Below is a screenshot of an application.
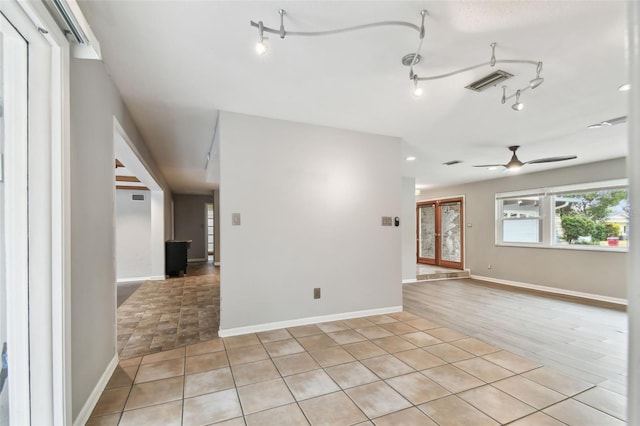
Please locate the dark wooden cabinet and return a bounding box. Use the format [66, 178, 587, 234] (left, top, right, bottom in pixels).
[165, 240, 191, 277]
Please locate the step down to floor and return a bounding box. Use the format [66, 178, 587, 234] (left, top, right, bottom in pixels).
[415, 269, 470, 282]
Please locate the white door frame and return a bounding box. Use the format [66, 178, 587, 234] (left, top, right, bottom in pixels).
[1, 1, 71, 424]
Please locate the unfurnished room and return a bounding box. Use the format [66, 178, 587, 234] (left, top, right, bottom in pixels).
[0, 1, 638, 425]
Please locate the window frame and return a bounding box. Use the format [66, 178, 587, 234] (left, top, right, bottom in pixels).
[495, 179, 629, 252]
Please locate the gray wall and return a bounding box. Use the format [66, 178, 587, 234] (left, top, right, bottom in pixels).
[70, 59, 172, 421]
[174, 194, 215, 261]
[418, 158, 627, 300]
[219, 112, 402, 332]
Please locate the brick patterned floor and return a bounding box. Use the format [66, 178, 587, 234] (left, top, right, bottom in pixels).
[117, 261, 220, 359]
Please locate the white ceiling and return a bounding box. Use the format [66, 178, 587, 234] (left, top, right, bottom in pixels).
[77, 1, 629, 195]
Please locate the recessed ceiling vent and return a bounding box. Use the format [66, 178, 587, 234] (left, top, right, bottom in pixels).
[465, 70, 513, 92]
[132, 194, 145, 201]
[443, 160, 462, 166]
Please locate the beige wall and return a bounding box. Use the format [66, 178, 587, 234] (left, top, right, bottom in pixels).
[418, 158, 627, 300]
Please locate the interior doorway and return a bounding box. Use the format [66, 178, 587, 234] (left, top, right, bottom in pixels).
[417, 197, 464, 269]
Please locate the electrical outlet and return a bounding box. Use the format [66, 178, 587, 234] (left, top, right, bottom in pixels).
[314, 288, 321, 299]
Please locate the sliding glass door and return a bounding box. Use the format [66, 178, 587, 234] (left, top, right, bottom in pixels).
[0, 12, 29, 423]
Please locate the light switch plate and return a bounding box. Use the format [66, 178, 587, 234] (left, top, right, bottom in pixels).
[381, 216, 393, 226]
[232, 213, 241, 226]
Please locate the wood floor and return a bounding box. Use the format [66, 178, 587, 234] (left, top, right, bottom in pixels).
[404, 279, 628, 397]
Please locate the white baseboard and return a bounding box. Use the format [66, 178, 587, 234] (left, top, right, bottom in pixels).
[470, 274, 627, 306]
[149, 275, 165, 281]
[117, 276, 150, 284]
[402, 278, 418, 284]
[73, 353, 119, 426]
[188, 258, 207, 263]
[219, 306, 403, 337]
[214, 262, 221, 266]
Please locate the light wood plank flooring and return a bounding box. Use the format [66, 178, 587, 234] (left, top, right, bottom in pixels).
[404, 279, 628, 397]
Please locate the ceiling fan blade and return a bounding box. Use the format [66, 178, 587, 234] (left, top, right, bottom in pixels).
[473, 164, 506, 168]
[603, 116, 627, 126]
[525, 155, 577, 164]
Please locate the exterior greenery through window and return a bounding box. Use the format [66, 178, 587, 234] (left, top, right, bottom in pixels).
[496, 180, 629, 250]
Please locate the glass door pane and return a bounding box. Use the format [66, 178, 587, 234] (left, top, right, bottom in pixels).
[440, 201, 462, 265]
[418, 203, 436, 263]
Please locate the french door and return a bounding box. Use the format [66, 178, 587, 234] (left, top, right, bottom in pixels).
[417, 197, 464, 269]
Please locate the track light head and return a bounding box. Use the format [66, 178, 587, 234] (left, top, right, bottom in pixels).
[529, 62, 544, 89]
[529, 77, 544, 89]
[255, 40, 267, 55]
[412, 75, 423, 97]
[256, 21, 268, 55]
[501, 85, 507, 104]
[512, 90, 523, 111]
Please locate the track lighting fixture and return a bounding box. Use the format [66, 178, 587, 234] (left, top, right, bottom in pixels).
[250, 10, 546, 107]
[529, 62, 544, 89]
[255, 21, 267, 55]
[412, 75, 423, 97]
[512, 90, 524, 111]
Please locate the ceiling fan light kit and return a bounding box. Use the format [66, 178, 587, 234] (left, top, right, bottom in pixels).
[250, 10, 545, 109]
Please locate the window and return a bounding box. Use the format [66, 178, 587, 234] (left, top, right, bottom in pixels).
[499, 196, 543, 243]
[207, 203, 214, 255]
[496, 180, 629, 251]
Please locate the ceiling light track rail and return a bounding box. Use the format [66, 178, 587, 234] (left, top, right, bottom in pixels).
[250, 8, 423, 41]
[250, 20, 422, 38]
[415, 59, 539, 82]
[251, 9, 544, 110]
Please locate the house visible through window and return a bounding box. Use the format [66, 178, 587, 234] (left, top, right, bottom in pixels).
[496, 179, 629, 251]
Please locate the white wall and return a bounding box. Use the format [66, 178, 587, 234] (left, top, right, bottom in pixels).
[115, 189, 152, 281]
[418, 158, 627, 300]
[401, 177, 417, 281]
[70, 58, 172, 421]
[219, 112, 402, 332]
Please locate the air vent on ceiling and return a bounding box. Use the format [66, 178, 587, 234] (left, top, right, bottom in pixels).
[132, 194, 145, 201]
[443, 160, 462, 166]
[465, 70, 513, 92]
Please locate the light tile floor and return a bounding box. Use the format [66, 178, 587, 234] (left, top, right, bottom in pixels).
[87, 311, 626, 425]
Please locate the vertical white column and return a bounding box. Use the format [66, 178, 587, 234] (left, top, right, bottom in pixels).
[627, 1, 640, 424]
[401, 177, 417, 281]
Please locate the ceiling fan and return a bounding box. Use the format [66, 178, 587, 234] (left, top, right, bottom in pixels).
[473, 145, 577, 172]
